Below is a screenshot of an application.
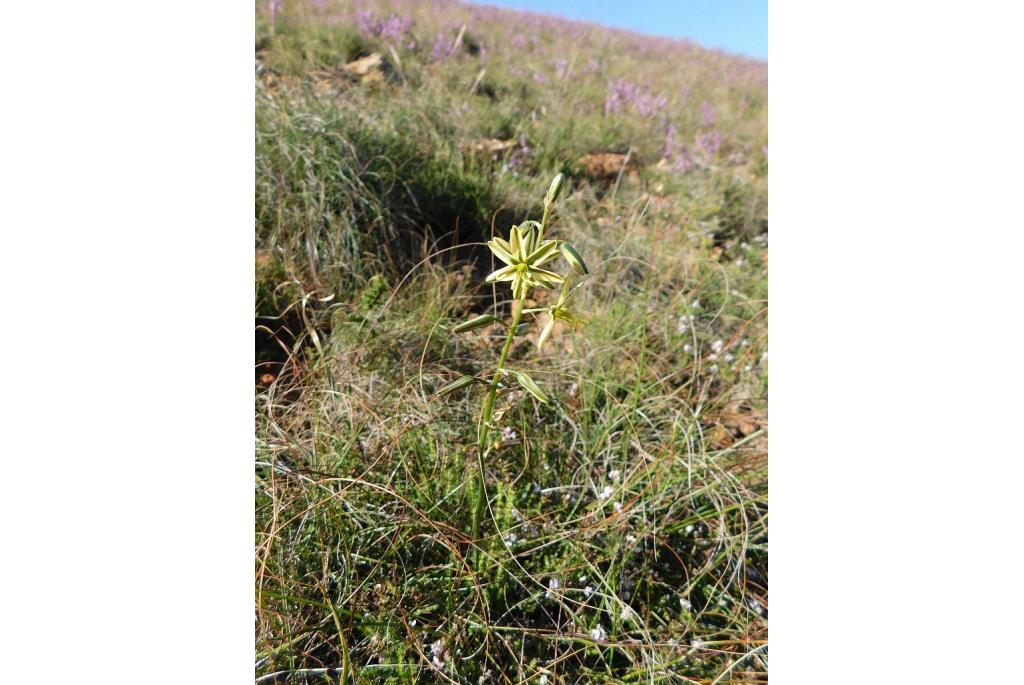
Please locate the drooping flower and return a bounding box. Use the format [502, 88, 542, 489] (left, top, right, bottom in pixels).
[525, 280, 585, 349]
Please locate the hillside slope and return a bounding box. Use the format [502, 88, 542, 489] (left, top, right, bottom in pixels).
[256, 2, 767, 683]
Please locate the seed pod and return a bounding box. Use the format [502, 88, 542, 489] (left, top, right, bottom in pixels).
[453, 313, 498, 333]
[545, 173, 565, 205]
[559, 242, 589, 275]
[435, 376, 477, 397]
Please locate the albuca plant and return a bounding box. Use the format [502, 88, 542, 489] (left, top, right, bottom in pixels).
[437, 173, 589, 551]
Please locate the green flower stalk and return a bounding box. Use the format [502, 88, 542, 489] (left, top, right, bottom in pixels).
[437, 173, 590, 560]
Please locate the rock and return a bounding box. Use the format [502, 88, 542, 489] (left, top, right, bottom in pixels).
[466, 138, 517, 159]
[342, 53, 392, 84]
[470, 138, 516, 154]
[576, 152, 640, 181]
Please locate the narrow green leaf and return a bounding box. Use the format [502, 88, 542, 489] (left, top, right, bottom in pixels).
[453, 314, 498, 333]
[435, 376, 477, 397]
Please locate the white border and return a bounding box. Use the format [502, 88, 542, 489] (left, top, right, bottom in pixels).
[3, 1, 253, 681]
[4, 1, 1024, 682]
[773, 1, 1024, 682]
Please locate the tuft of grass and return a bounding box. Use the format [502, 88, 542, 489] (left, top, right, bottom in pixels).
[256, 1, 767, 683]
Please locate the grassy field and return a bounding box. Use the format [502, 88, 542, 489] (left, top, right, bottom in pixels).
[256, 1, 767, 682]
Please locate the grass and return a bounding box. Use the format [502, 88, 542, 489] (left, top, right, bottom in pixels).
[256, 1, 767, 682]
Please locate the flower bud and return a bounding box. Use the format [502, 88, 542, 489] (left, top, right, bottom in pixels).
[544, 173, 565, 205]
[559, 242, 589, 275]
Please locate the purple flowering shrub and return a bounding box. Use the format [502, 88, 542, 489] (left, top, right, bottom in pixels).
[605, 78, 668, 119]
[355, 6, 414, 47]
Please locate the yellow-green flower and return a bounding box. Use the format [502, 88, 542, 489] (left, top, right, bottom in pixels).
[486, 222, 564, 299]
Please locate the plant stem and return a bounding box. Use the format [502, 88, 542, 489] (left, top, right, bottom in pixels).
[471, 294, 525, 561]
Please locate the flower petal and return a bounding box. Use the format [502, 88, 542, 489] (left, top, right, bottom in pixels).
[509, 224, 522, 259]
[487, 239, 515, 266]
[485, 264, 517, 283]
[526, 239, 560, 267]
[537, 314, 556, 349]
[492, 236, 513, 254]
[512, 274, 530, 299]
[528, 266, 565, 288]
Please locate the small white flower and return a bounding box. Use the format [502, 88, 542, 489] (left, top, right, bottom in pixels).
[589, 625, 607, 642]
[711, 339, 724, 354]
[410, 619, 417, 626]
[620, 605, 636, 621]
[502, 426, 518, 442]
[724, 353, 734, 362]
[691, 299, 702, 309]
[679, 597, 692, 611]
[667, 638, 679, 650]
[744, 364, 752, 372]
[709, 364, 719, 374]
[685, 524, 695, 534]
[539, 676, 549, 685]
[708, 353, 718, 361]
[598, 485, 614, 500]
[717, 598, 728, 607]
[613, 501, 623, 513]
[546, 578, 561, 599]
[626, 534, 637, 545]
[584, 586, 593, 598]
[683, 343, 692, 353]
[608, 468, 621, 482]
[579, 575, 588, 584]
[504, 532, 518, 545]
[691, 637, 704, 649]
[676, 321, 688, 335]
[429, 639, 447, 668]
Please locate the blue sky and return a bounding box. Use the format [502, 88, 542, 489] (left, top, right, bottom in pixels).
[465, 0, 767, 61]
